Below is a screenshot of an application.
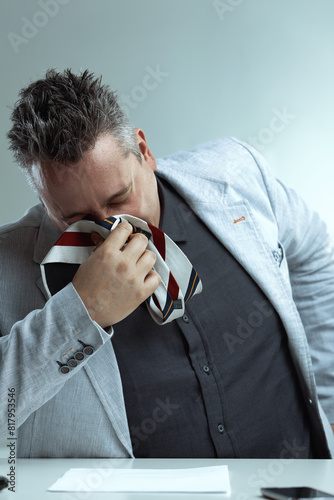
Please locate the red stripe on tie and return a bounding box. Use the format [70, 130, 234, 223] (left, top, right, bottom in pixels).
[55, 232, 94, 247]
[152, 294, 162, 312]
[167, 271, 179, 300]
[148, 223, 165, 260]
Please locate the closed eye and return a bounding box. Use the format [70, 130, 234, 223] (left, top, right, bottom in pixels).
[107, 185, 132, 206]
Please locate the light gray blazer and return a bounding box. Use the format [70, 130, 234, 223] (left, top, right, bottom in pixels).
[1, 137, 333, 457]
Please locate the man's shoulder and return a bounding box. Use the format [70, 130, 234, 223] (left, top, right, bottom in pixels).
[0, 203, 61, 277]
[157, 136, 239, 165]
[0, 204, 46, 252]
[156, 136, 271, 198]
[156, 136, 264, 178]
[0, 203, 45, 237]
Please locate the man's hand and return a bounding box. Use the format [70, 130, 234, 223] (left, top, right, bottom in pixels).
[331, 424, 334, 434]
[72, 221, 161, 328]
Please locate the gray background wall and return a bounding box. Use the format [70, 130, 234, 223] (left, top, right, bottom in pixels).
[1, 0, 334, 236]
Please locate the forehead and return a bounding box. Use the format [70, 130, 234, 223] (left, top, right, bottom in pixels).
[33, 133, 129, 189]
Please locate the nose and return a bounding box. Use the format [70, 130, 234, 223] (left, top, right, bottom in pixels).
[83, 210, 112, 222]
[84, 206, 129, 223]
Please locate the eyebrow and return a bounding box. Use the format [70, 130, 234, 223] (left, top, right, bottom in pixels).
[63, 183, 132, 220]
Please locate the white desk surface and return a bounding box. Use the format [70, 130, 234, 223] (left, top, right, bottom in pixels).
[0, 458, 334, 499]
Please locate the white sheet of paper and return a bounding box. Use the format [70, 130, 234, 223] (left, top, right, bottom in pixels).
[48, 465, 230, 493]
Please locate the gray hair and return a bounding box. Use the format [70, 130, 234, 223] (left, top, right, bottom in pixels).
[7, 68, 141, 189]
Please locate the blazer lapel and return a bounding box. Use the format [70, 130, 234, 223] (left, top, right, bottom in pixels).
[157, 170, 288, 310]
[189, 197, 292, 313]
[33, 208, 62, 300]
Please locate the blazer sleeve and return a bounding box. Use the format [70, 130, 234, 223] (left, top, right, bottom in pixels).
[0, 283, 113, 438]
[237, 140, 334, 422]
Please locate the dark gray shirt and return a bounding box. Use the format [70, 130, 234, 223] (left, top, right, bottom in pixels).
[112, 177, 314, 458]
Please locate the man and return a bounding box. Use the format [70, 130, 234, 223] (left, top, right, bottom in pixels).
[1, 69, 334, 458]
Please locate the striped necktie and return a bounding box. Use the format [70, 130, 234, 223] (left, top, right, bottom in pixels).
[41, 215, 202, 325]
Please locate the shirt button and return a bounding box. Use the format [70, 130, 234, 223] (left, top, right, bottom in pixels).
[217, 424, 225, 434]
[309, 399, 313, 405]
[182, 314, 189, 323]
[202, 365, 210, 374]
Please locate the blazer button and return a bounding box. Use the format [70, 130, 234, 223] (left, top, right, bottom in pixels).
[59, 365, 71, 374]
[74, 351, 85, 362]
[67, 358, 78, 368]
[83, 345, 94, 356]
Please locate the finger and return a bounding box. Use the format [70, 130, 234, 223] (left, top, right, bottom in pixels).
[103, 221, 133, 251]
[136, 249, 157, 273]
[144, 269, 162, 293]
[123, 232, 150, 260]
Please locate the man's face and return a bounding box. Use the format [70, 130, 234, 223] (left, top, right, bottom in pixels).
[32, 130, 160, 232]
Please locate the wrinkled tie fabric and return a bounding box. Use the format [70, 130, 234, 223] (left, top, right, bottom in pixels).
[41, 215, 202, 325]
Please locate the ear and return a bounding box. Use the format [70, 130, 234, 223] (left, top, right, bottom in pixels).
[134, 128, 157, 171]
